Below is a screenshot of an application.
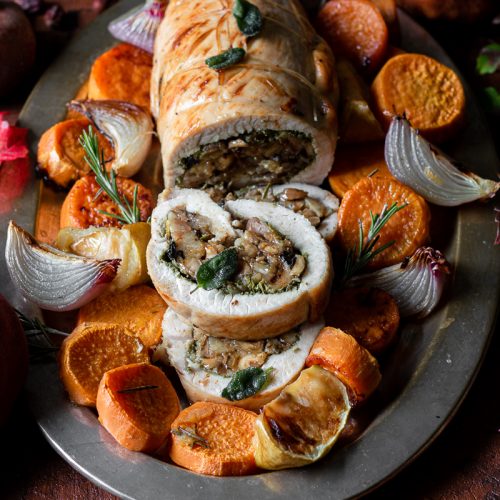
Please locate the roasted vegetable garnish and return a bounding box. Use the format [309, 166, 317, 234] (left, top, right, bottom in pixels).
[96, 363, 180, 453]
[338, 177, 430, 272]
[254, 365, 351, 470]
[305, 327, 382, 404]
[59, 322, 149, 406]
[169, 402, 258, 476]
[5, 221, 120, 312]
[77, 285, 166, 347]
[37, 118, 113, 189]
[88, 43, 152, 111]
[372, 53, 466, 142]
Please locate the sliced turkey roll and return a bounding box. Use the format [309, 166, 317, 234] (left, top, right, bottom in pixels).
[233, 183, 339, 242]
[146, 189, 332, 340]
[162, 308, 323, 411]
[151, 0, 338, 193]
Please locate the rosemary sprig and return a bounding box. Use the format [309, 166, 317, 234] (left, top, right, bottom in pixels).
[16, 310, 67, 361]
[79, 127, 141, 224]
[117, 385, 159, 394]
[172, 426, 209, 449]
[341, 202, 408, 284]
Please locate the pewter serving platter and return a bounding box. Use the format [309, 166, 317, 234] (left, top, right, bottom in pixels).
[1, 1, 499, 498]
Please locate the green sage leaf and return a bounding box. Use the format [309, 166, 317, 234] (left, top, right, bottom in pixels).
[196, 247, 239, 290]
[233, 0, 263, 37]
[221, 367, 273, 401]
[484, 86, 500, 111]
[205, 47, 246, 70]
[476, 43, 500, 75]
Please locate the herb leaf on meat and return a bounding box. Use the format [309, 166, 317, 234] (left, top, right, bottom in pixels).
[233, 0, 263, 37]
[221, 366, 273, 401]
[476, 43, 500, 75]
[205, 47, 246, 70]
[196, 247, 239, 290]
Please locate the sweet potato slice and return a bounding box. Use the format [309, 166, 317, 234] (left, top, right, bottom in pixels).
[97, 363, 180, 453]
[326, 287, 400, 354]
[88, 43, 152, 111]
[59, 322, 149, 406]
[305, 326, 381, 403]
[337, 176, 430, 269]
[328, 142, 393, 198]
[37, 119, 113, 189]
[78, 285, 166, 348]
[60, 174, 153, 229]
[371, 53, 466, 142]
[316, 0, 389, 73]
[169, 402, 258, 476]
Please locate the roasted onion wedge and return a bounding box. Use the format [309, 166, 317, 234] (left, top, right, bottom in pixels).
[68, 99, 153, 178]
[56, 222, 150, 292]
[254, 365, 351, 470]
[385, 116, 500, 206]
[5, 221, 119, 311]
[348, 247, 451, 318]
[159, 308, 323, 411]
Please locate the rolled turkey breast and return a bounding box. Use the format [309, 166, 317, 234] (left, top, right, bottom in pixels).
[151, 0, 338, 192]
[146, 189, 332, 339]
[161, 308, 323, 411]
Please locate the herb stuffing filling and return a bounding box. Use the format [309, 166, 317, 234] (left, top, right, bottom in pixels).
[230, 186, 333, 228]
[186, 326, 300, 376]
[160, 207, 306, 294]
[176, 130, 315, 195]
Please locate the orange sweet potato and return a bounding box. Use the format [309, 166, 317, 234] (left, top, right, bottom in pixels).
[328, 142, 393, 198]
[88, 43, 152, 111]
[78, 285, 166, 348]
[337, 176, 430, 269]
[37, 119, 114, 189]
[305, 326, 381, 403]
[169, 402, 258, 476]
[97, 363, 180, 453]
[327, 287, 400, 354]
[371, 53, 466, 142]
[317, 0, 389, 73]
[59, 322, 149, 406]
[60, 174, 153, 229]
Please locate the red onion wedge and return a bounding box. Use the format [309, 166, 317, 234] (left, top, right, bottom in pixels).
[385, 116, 499, 206]
[347, 247, 451, 318]
[108, 0, 167, 54]
[5, 221, 120, 311]
[68, 99, 153, 178]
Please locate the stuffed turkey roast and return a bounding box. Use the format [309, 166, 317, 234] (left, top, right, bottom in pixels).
[146, 189, 332, 339]
[151, 0, 338, 192]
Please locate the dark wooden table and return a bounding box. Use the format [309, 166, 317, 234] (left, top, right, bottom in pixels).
[0, 2, 499, 499]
